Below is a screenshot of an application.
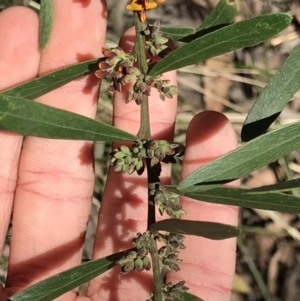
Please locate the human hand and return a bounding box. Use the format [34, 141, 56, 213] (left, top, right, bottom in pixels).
[0, 2, 238, 301]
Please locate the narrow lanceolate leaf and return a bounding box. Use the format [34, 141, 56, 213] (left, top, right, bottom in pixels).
[198, 0, 237, 30]
[182, 292, 205, 301]
[160, 0, 236, 42]
[166, 186, 300, 214]
[0, 95, 137, 141]
[150, 219, 241, 240]
[248, 178, 300, 193]
[9, 249, 130, 301]
[149, 13, 291, 77]
[39, 0, 54, 51]
[159, 26, 195, 41]
[180, 121, 300, 188]
[242, 43, 300, 142]
[0, 58, 99, 99]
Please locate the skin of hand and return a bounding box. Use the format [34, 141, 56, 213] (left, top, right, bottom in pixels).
[0, 1, 238, 301]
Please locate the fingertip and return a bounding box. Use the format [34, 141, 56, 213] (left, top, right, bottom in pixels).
[0, 5, 38, 26]
[183, 111, 237, 176]
[172, 111, 239, 301]
[119, 27, 136, 52]
[0, 6, 40, 89]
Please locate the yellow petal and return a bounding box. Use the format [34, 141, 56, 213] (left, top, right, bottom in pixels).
[126, 3, 143, 11]
[146, 2, 157, 9]
[126, 0, 143, 11]
[126, 0, 158, 11]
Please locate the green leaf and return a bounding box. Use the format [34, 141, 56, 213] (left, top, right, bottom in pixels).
[198, 0, 236, 30]
[149, 13, 292, 77]
[167, 186, 300, 214]
[9, 249, 130, 301]
[39, 0, 54, 51]
[150, 219, 241, 240]
[159, 26, 195, 41]
[0, 95, 137, 141]
[1, 59, 99, 99]
[242, 43, 300, 142]
[249, 178, 300, 193]
[182, 292, 205, 301]
[180, 121, 300, 188]
[160, 0, 236, 42]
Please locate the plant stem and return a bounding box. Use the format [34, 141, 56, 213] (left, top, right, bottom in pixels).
[146, 158, 161, 229]
[133, 13, 151, 140]
[138, 98, 151, 139]
[133, 14, 164, 300]
[133, 13, 148, 75]
[149, 237, 163, 301]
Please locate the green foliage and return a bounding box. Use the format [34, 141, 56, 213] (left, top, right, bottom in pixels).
[1, 58, 99, 99]
[180, 121, 300, 188]
[1, 1, 299, 301]
[242, 43, 300, 141]
[9, 250, 130, 301]
[150, 220, 241, 240]
[197, 0, 236, 30]
[0, 94, 137, 141]
[149, 14, 291, 76]
[160, 0, 237, 41]
[167, 186, 300, 214]
[39, 0, 54, 51]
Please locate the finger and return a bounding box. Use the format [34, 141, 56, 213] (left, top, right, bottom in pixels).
[5, 1, 107, 299]
[167, 111, 239, 301]
[88, 27, 178, 301]
[0, 7, 40, 253]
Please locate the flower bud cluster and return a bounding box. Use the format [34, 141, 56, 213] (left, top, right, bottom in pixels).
[142, 21, 169, 56]
[95, 47, 139, 93]
[110, 140, 184, 176]
[94, 48, 177, 105]
[127, 74, 153, 105]
[148, 140, 182, 166]
[155, 232, 185, 272]
[147, 281, 188, 301]
[117, 250, 151, 275]
[110, 142, 146, 175]
[126, 74, 178, 104]
[117, 232, 152, 274]
[154, 78, 177, 101]
[149, 183, 186, 218]
[162, 281, 189, 301]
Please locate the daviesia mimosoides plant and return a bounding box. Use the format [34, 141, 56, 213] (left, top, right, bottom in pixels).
[95, 2, 189, 299]
[0, 1, 296, 301]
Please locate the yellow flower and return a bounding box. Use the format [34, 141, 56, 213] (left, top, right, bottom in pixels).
[126, 0, 165, 12]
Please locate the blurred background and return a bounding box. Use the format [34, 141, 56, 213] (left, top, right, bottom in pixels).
[1, 1, 300, 300]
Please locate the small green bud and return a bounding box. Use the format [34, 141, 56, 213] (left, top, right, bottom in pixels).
[158, 246, 167, 257]
[134, 258, 144, 272]
[165, 207, 174, 217]
[117, 257, 129, 266]
[127, 251, 137, 260]
[114, 151, 126, 159]
[168, 262, 180, 272]
[132, 147, 140, 154]
[150, 157, 159, 166]
[143, 256, 151, 270]
[120, 145, 131, 154]
[120, 260, 135, 274]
